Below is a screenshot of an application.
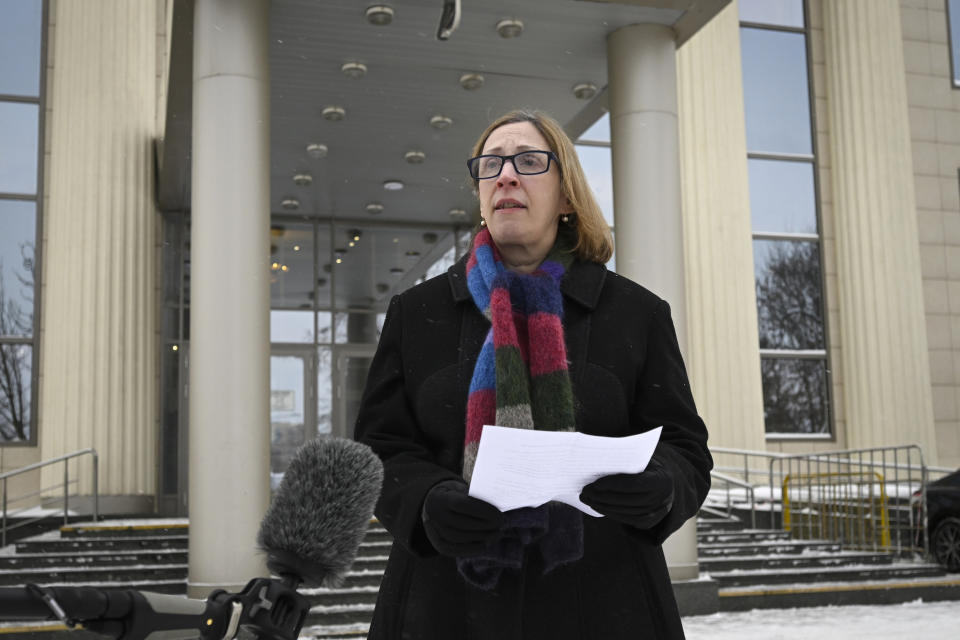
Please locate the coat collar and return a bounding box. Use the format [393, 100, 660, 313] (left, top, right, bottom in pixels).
[447, 250, 607, 310]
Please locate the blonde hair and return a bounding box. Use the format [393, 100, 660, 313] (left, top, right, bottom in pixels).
[469, 109, 614, 264]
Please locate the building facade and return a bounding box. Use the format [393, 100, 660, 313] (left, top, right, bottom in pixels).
[0, 0, 958, 589]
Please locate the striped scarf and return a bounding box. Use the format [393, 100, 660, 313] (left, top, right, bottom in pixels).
[458, 226, 583, 589]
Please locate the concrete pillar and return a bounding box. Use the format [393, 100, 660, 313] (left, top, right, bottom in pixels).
[676, 2, 766, 454]
[822, 1, 937, 460]
[40, 0, 159, 499]
[607, 24, 697, 581]
[188, 0, 271, 596]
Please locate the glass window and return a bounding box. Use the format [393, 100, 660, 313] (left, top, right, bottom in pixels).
[0, 342, 31, 441]
[0, 200, 35, 337]
[949, 0, 960, 87]
[753, 239, 825, 350]
[270, 310, 314, 343]
[270, 223, 314, 309]
[575, 144, 614, 227]
[0, 0, 42, 97]
[760, 357, 830, 434]
[0, 102, 39, 194]
[739, 0, 804, 28]
[317, 347, 332, 435]
[741, 28, 813, 155]
[335, 312, 379, 344]
[579, 113, 610, 143]
[748, 159, 817, 233]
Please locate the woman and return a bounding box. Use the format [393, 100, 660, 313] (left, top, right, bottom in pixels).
[355, 109, 712, 640]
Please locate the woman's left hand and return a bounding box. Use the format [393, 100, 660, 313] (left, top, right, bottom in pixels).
[579, 455, 675, 530]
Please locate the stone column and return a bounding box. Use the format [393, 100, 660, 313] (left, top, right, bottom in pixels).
[676, 2, 766, 453]
[823, 0, 937, 460]
[607, 23, 698, 581]
[40, 0, 159, 500]
[188, 0, 271, 596]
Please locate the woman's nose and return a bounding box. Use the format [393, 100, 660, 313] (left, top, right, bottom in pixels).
[497, 160, 519, 186]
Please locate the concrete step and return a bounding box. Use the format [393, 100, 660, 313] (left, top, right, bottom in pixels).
[16, 535, 189, 555]
[697, 517, 744, 531]
[58, 521, 188, 539]
[0, 563, 188, 587]
[697, 529, 792, 544]
[698, 539, 842, 557]
[306, 603, 376, 629]
[301, 585, 380, 608]
[700, 550, 893, 572]
[709, 561, 945, 588]
[0, 549, 187, 570]
[717, 574, 960, 611]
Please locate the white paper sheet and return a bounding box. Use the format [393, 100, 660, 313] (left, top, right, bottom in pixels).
[467, 425, 663, 517]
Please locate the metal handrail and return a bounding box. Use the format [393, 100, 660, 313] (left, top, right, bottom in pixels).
[1, 448, 99, 547]
[709, 470, 757, 529]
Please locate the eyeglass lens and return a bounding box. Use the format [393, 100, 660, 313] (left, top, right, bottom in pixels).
[472, 151, 551, 179]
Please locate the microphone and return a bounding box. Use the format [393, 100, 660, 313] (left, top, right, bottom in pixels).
[257, 436, 384, 589]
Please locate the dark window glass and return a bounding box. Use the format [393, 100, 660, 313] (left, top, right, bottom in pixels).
[741, 28, 813, 155]
[754, 239, 824, 350]
[0, 342, 31, 441]
[0, 0, 42, 97]
[761, 357, 829, 434]
[950, 0, 960, 87]
[748, 158, 817, 233]
[739, 0, 804, 28]
[0, 102, 39, 194]
[270, 223, 314, 309]
[0, 200, 35, 337]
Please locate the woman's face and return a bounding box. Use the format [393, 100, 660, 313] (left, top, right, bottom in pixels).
[477, 121, 571, 257]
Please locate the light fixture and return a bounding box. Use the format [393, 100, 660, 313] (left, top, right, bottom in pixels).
[430, 114, 453, 129]
[405, 250, 421, 257]
[376, 283, 389, 293]
[271, 261, 280, 271]
[322, 105, 346, 121]
[496, 18, 524, 38]
[293, 245, 301, 252]
[365, 5, 394, 26]
[341, 61, 368, 79]
[572, 82, 597, 100]
[390, 267, 404, 275]
[448, 208, 467, 220]
[348, 241, 355, 248]
[317, 277, 328, 286]
[335, 257, 343, 264]
[459, 73, 484, 90]
[392, 237, 399, 243]
[366, 202, 384, 214]
[383, 179, 404, 191]
[293, 173, 312, 186]
[281, 198, 300, 210]
[306, 143, 328, 159]
[422, 232, 438, 244]
[349, 229, 362, 242]
[404, 150, 426, 164]
[172, 344, 179, 352]
[281, 264, 289, 272]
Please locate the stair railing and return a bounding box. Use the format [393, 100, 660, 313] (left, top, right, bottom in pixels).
[709, 470, 757, 529]
[0, 448, 99, 547]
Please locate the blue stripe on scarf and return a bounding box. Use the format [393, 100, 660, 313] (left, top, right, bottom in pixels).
[468, 334, 496, 393]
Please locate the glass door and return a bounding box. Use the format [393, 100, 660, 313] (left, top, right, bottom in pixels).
[333, 345, 376, 440]
[270, 345, 316, 488]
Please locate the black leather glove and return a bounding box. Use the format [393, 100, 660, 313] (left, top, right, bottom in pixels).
[579, 454, 675, 530]
[422, 480, 503, 557]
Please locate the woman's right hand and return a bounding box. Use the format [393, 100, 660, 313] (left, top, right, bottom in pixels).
[421, 480, 503, 557]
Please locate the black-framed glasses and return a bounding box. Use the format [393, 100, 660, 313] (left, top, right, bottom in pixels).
[466, 151, 559, 180]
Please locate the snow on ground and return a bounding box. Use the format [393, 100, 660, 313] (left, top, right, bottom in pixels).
[683, 600, 960, 640]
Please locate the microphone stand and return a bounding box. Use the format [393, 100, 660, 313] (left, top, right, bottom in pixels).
[0, 578, 311, 640]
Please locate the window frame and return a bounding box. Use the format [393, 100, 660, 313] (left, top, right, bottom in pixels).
[0, 0, 46, 447]
[948, 0, 960, 89]
[741, 0, 835, 440]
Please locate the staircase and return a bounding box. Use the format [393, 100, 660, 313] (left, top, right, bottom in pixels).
[697, 513, 960, 611]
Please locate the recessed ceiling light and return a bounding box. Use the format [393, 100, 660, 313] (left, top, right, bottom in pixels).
[281, 198, 300, 210]
[430, 114, 453, 129]
[422, 232, 438, 244]
[572, 82, 597, 100]
[293, 173, 312, 186]
[459, 73, 484, 90]
[448, 208, 467, 219]
[404, 150, 426, 164]
[341, 61, 368, 79]
[365, 5, 394, 26]
[350, 230, 362, 242]
[383, 179, 404, 191]
[496, 18, 524, 38]
[405, 250, 421, 257]
[376, 283, 390, 293]
[390, 267, 404, 275]
[293, 245, 301, 252]
[306, 143, 328, 158]
[366, 202, 384, 214]
[322, 106, 346, 121]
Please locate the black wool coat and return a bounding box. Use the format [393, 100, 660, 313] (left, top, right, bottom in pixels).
[355, 255, 713, 640]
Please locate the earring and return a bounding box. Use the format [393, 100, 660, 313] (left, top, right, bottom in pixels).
[561, 214, 570, 223]
[479, 218, 486, 227]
